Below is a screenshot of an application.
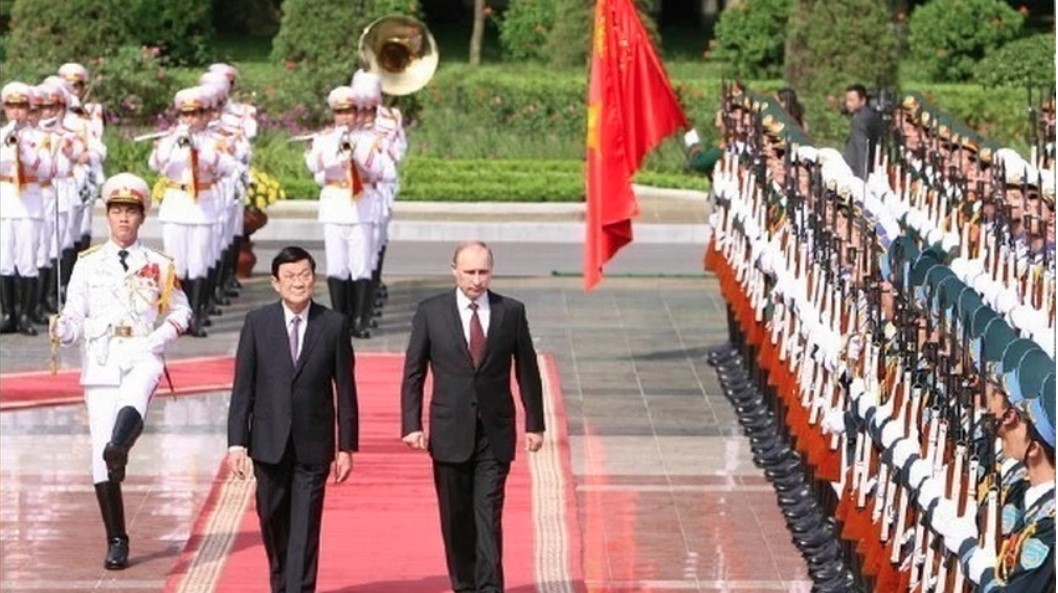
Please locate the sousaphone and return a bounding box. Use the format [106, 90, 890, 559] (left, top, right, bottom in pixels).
[358, 15, 439, 96]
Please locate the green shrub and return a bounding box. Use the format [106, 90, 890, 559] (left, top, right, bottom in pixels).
[270, 0, 421, 126]
[543, 0, 593, 68]
[908, 0, 1023, 83]
[134, 0, 214, 66]
[6, 0, 135, 66]
[712, 0, 790, 80]
[799, 0, 898, 99]
[975, 33, 1056, 89]
[94, 46, 183, 125]
[497, 0, 557, 62]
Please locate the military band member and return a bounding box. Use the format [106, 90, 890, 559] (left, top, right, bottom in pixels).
[149, 87, 236, 337]
[50, 173, 192, 570]
[364, 68, 406, 306]
[34, 81, 86, 321]
[1, 81, 55, 335]
[208, 63, 258, 141]
[54, 67, 106, 258]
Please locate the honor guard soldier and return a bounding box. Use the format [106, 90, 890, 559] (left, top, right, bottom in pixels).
[207, 63, 257, 141]
[54, 67, 107, 257]
[1, 81, 55, 335]
[35, 81, 86, 321]
[305, 80, 394, 339]
[50, 172, 192, 571]
[354, 68, 406, 305]
[149, 87, 236, 337]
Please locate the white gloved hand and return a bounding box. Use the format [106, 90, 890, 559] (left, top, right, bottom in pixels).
[891, 438, 918, 468]
[146, 322, 180, 355]
[916, 477, 943, 511]
[966, 546, 996, 585]
[942, 515, 978, 556]
[880, 417, 905, 448]
[51, 315, 76, 345]
[822, 409, 847, 435]
[906, 459, 931, 490]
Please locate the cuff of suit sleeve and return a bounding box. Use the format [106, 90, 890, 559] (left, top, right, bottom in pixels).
[228, 445, 247, 453]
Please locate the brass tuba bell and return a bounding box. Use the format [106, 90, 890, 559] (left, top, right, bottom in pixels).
[358, 14, 439, 96]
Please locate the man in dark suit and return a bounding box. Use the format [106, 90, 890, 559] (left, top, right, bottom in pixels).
[227, 246, 358, 593]
[843, 83, 884, 179]
[401, 240, 545, 593]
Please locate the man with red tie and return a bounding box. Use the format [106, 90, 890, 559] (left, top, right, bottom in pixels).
[400, 240, 545, 593]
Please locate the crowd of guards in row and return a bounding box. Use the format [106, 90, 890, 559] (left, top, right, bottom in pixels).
[0, 63, 407, 341]
[687, 84, 1055, 592]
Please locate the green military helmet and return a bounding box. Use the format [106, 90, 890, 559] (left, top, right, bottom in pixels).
[688, 146, 723, 179]
[886, 235, 920, 288]
[909, 252, 943, 290]
[957, 288, 984, 326]
[926, 266, 958, 313]
[1022, 375, 1056, 450]
[979, 138, 1002, 164]
[970, 306, 1000, 363]
[981, 318, 1018, 367]
[997, 337, 1041, 402]
[1014, 350, 1054, 404]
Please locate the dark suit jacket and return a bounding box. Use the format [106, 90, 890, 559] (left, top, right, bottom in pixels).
[228, 301, 358, 465]
[844, 106, 884, 179]
[401, 290, 544, 464]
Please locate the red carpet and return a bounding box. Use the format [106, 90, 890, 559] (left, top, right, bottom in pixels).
[0, 356, 236, 410]
[165, 353, 584, 593]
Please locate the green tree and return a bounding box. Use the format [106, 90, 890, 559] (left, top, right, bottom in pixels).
[975, 33, 1055, 89]
[782, 0, 815, 87]
[712, 0, 791, 80]
[6, 0, 135, 66]
[539, 0, 660, 69]
[908, 0, 1023, 83]
[270, 0, 420, 121]
[135, 0, 215, 66]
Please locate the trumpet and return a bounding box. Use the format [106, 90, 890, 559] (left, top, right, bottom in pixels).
[133, 130, 170, 142]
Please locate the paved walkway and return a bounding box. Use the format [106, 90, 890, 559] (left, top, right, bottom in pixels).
[0, 196, 813, 593]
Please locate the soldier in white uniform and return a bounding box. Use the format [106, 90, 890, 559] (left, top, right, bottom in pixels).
[305, 82, 394, 339]
[51, 173, 192, 571]
[149, 87, 236, 337]
[354, 68, 407, 308]
[1, 82, 55, 335]
[208, 63, 258, 140]
[56, 65, 106, 258]
[35, 81, 85, 319]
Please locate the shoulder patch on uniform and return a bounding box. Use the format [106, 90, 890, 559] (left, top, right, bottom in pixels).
[146, 246, 174, 261]
[1019, 537, 1050, 570]
[77, 244, 103, 258]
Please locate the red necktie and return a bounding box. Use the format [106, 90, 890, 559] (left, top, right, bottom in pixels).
[469, 303, 485, 367]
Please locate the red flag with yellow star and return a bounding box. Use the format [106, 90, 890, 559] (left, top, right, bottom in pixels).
[583, 0, 687, 290]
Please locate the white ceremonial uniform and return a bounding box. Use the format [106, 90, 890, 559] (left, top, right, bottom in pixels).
[306, 126, 394, 280]
[150, 129, 236, 279]
[373, 106, 406, 254]
[37, 121, 83, 263]
[0, 123, 54, 276]
[63, 112, 107, 244]
[55, 240, 191, 481]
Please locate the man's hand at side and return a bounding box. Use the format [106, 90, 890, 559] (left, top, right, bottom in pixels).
[402, 431, 426, 450]
[227, 447, 251, 480]
[333, 451, 353, 484]
[525, 432, 543, 452]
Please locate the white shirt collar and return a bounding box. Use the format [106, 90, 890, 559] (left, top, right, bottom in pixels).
[455, 288, 488, 312]
[282, 302, 309, 326]
[1025, 481, 1056, 511]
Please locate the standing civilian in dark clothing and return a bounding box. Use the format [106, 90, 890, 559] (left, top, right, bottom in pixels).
[843, 84, 884, 179]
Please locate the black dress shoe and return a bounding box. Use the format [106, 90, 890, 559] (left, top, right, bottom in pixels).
[105, 535, 129, 570]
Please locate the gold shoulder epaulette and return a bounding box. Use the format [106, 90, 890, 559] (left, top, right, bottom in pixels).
[77, 244, 104, 259]
[146, 246, 174, 261]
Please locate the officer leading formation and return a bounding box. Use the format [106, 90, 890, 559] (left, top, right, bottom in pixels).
[50, 172, 192, 570]
[687, 82, 1055, 592]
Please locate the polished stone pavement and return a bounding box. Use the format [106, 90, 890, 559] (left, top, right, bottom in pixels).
[0, 239, 811, 593]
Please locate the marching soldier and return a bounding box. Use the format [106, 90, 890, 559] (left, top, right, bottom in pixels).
[1, 81, 55, 336]
[305, 79, 394, 340]
[50, 172, 192, 570]
[364, 68, 406, 309]
[149, 87, 236, 337]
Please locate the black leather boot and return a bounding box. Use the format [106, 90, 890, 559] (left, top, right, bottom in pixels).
[327, 277, 349, 316]
[94, 481, 129, 570]
[352, 279, 372, 339]
[0, 275, 16, 334]
[104, 406, 144, 483]
[185, 278, 208, 337]
[17, 276, 39, 335]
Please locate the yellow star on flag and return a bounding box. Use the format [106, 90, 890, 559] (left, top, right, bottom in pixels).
[586, 102, 601, 152]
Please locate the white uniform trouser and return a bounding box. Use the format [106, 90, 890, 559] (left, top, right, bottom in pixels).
[324, 223, 374, 280]
[84, 360, 162, 483]
[37, 191, 68, 266]
[0, 218, 41, 276]
[78, 199, 94, 238]
[162, 223, 213, 280]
